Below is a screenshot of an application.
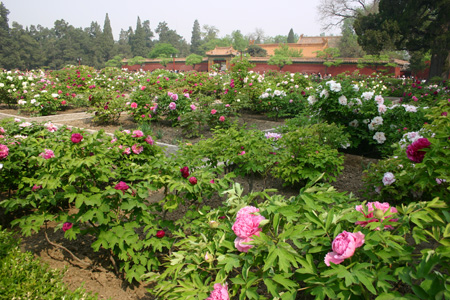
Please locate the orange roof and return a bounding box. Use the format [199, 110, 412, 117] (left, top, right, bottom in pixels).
[205, 46, 240, 56]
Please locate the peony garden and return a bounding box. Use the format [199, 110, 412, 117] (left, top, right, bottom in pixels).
[0, 61, 449, 299]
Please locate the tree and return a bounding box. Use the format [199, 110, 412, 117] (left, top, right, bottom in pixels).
[130, 17, 149, 57]
[148, 43, 178, 59]
[246, 44, 267, 57]
[117, 28, 132, 57]
[101, 13, 115, 61]
[264, 35, 288, 44]
[248, 28, 265, 44]
[354, 0, 450, 79]
[231, 30, 248, 53]
[201, 25, 219, 42]
[190, 19, 202, 55]
[185, 53, 203, 68]
[287, 28, 295, 43]
[0, 1, 11, 68]
[316, 47, 343, 74]
[127, 56, 145, 66]
[317, 0, 380, 30]
[156, 21, 189, 57]
[268, 55, 292, 71]
[198, 37, 232, 54]
[338, 18, 365, 57]
[274, 43, 303, 57]
[105, 55, 124, 68]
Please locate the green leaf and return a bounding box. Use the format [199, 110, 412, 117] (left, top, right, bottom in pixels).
[354, 270, 377, 295]
[263, 278, 280, 298]
[272, 274, 297, 289]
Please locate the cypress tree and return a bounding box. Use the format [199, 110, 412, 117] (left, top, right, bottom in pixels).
[287, 28, 295, 43]
[102, 13, 115, 61]
[190, 19, 202, 55]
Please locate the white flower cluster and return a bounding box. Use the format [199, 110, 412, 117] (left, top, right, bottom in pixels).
[326, 80, 342, 92]
[368, 116, 383, 131]
[264, 132, 282, 140]
[373, 132, 386, 144]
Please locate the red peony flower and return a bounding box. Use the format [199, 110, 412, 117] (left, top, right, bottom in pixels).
[189, 176, 197, 185]
[406, 137, 431, 163]
[156, 230, 165, 238]
[114, 181, 129, 194]
[71, 133, 83, 143]
[180, 166, 189, 178]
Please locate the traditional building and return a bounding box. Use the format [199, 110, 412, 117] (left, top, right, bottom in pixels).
[205, 46, 240, 71]
[257, 35, 341, 57]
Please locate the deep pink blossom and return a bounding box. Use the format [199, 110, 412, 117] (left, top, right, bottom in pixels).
[32, 184, 42, 192]
[232, 207, 265, 252]
[114, 181, 129, 194]
[211, 109, 217, 115]
[406, 137, 431, 163]
[130, 102, 138, 108]
[156, 230, 165, 238]
[62, 222, 73, 232]
[71, 133, 83, 143]
[206, 283, 229, 300]
[324, 231, 365, 266]
[0, 144, 9, 160]
[219, 116, 225, 122]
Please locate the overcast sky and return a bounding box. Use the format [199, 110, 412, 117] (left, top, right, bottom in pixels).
[2, 0, 340, 41]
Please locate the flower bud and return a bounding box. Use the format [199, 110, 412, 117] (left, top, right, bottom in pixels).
[204, 252, 214, 263]
[209, 220, 219, 228]
[374, 209, 385, 220]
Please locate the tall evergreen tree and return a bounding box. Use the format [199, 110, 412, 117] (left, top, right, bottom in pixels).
[287, 28, 295, 43]
[101, 13, 115, 61]
[130, 17, 148, 57]
[190, 19, 202, 55]
[0, 2, 11, 68]
[338, 18, 365, 57]
[117, 27, 132, 57]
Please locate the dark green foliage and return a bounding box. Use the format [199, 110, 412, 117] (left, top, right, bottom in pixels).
[245, 44, 267, 57]
[190, 19, 202, 55]
[287, 28, 295, 43]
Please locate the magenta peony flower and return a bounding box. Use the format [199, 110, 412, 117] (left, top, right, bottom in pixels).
[130, 102, 138, 108]
[62, 222, 73, 232]
[206, 283, 229, 300]
[190, 104, 196, 111]
[0, 144, 9, 160]
[32, 184, 42, 192]
[355, 201, 398, 230]
[324, 231, 365, 266]
[156, 230, 165, 238]
[71, 133, 83, 143]
[40, 149, 55, 159]
[406, 137, 431, 163]
[211, 109, 217, 115]
[132, 130, 144, 137]
[180, 166, 189, 178]
[189, 176, 197, 185]
[114, 181, 129, 193]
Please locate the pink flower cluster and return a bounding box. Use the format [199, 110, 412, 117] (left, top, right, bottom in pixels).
[355, 201, 398, 230]
[206, 283, 229, 300]
[40, 149, 55, 159]
[324, 231, 365, 266]
[132, 130, 144, 137]
[71, 133, 83, 143]
[232, 206, 265, 252]
[0, 144, 9, 160]
[62, 222, 73, 232]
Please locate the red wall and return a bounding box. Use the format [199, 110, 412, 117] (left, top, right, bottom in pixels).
[124, 61, 400, 77]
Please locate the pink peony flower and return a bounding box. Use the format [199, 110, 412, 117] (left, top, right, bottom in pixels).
[236, 206, 260, 219]
[406, 137, 431, 163]
[211, 109, 217, 115]
[40, 149, 55, 159]
[232, 213, 265, 239]
[235, 235, 259, 253]
[32, 184, 42, 192]
[355, 201, 398, 230]
[206, 283, 229, 300]
[189, 176, 197, 185]
[132, 144, 143, 154]
[71, 133, 83, 143]
[140, 86, 146, 90]
[0, 144, 9, 160]
[171, 93, 178, 101]
[130, 102, 138, 108]
[219, 116, 225, 122]
[324, 231, 365, 266]
[132, 130, 144, 137]
[122, 147, 131, 155]
[0, 127, 4, 133]
[169, 102, 176, 110]
[61, 100, 67, 105]
[62, 222, 73, 232]
[156, 230, 165, 238]
[190, 104, 196, 111]
[145, 135, 154, 145]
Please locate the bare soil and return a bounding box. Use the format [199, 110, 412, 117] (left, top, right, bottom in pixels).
[1, 106, 378, 299]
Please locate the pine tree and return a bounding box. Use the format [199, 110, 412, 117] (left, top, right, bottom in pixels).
[0, 2, 11, 68]
[190, 19, 202, 55]
[130, 17, 148, 57]
[287, 28, 295, 43]
[101, 13, 115, 61]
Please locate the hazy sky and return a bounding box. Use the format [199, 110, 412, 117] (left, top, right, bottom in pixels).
[2, 0, 340, 41]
